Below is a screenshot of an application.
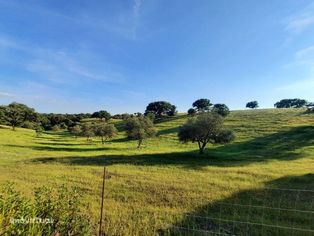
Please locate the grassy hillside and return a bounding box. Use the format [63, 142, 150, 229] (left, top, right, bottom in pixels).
[0, 108, 314, 235]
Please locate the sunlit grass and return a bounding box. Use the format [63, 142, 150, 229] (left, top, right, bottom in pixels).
[0, 108, 313, 235]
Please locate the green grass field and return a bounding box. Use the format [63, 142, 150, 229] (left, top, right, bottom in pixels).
[0, 108, 314, 235]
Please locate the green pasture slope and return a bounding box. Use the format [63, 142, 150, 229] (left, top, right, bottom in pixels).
[0, 108, 314, 235]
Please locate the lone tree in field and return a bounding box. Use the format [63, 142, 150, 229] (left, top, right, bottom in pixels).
[187, 108, 196, 116]
[94, 123, 117, 144]
[145, 101, 177, 117]
[125, 116, 156, 148]
[246, 101, 259, 109]
[192, 98, 212, 112]
[274, 99, 308, 108]
[178, 112, 234, 154]
[81, 123, 95, 141]
[69, 125, 82, 138]
[4, 102, 36, 130]
[212, 104, 230, 117]
[91, 110, 111, 121]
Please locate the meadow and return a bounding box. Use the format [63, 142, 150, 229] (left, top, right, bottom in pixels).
[0, 108, 314, 235]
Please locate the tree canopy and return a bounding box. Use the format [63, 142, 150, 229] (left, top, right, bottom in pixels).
[145, 101, 177, 117]
[246, 101, 258, 109]
[192, 98, 212, 112]
[178, 112, 234, 154]
[125, 116, 156, 148]
[274, 99, 307, 108]
[94, 123, 117, 144]
[212, 104, 230, 117]
[187, 108, 196, 116]
[4, 102, 36, 130]
[91, 110, 111, 121]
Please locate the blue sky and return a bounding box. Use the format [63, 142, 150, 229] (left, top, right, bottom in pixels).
[0, 0, 314, 114]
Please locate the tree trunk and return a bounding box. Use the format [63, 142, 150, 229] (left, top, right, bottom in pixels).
[137, 139, 143, 148]
[199, 142, 207, 154]
[101, 137, 104, 144]
[12, 125, 15, 131]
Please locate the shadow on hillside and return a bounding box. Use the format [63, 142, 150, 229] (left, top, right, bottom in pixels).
[157, 127, 180, 136]
[163, 174, 314, 235]
[209, 125, 314, 164]
[154, 114, 187, 124]
[35, 142, 92, 146]
[5, 144, 118, 152]
[30, 126, 314, 168]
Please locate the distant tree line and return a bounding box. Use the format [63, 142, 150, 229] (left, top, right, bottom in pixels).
[1, 97, 313, 154]
[187, 98, 230, 117]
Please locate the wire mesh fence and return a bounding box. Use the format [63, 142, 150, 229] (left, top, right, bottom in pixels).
[98, 169, 314, 236]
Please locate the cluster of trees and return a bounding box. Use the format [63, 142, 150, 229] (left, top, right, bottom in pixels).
[0, 102, 111, 131]
[274, 98, 308, 108]
[144, 101, 177, 117]
[246, 99, 313, 110]
[187, 99, 230, 117]
[68, 115, 155, 148]
[2, 97, 313, 154]
[69, 122, 117, 144]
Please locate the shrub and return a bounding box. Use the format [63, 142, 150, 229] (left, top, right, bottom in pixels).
[21, 121, 36, 129]
[0, 183, 92, 235]
[51, 125, 61, 131]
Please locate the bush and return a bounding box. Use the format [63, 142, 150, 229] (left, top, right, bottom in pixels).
[21, 121, 36, 129]
[0, 183, 92, 235]
[51, 125, 61, 131]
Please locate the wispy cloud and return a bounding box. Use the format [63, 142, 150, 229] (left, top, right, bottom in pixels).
[285, 16, 314, 33]
[277, 45, 314, 93]
[0, 91, 16, 98]
[132, 0, 143, 39]
[277, 78, 314, 91]
[295, 45, 314, 63]
[284, 3, 314, 34]
[0, 34, 126, 84]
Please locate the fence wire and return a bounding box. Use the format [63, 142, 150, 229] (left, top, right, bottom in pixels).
[99, 170, 314, 236]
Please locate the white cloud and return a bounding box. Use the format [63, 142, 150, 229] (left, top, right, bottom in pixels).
[295, 45, 314, 62]
[284, 3, 314, 34]
[0, 34, 126, 84]
[132, 0, 143, 39]
[278, 78, 314, 91]
[0, 91, 16, 98]
[285, 16, 314, 33]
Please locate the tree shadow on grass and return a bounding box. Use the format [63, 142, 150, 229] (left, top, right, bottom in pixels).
[5, 144, 118, 152]
[35, 142, 92, 146]
[157, 127, 180, 136]
[154, 114, 187, 124]
[208, 125, 314, 165]
[30, 126, 314, 168]
[164, 174, 314, 235]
